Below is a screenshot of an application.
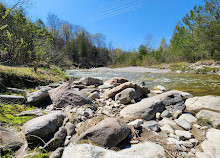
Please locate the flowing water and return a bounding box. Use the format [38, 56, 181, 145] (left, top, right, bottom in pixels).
[66, 67, 220, 96]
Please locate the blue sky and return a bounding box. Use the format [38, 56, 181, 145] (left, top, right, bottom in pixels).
[3, 0, 204, 50]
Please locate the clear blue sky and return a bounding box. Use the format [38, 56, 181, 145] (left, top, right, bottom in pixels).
[3, 0, 204, 50]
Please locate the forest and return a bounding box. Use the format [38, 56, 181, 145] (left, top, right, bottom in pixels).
[0, 0, 219, 68]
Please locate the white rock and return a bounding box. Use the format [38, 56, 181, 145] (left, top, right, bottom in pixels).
[206, 128, 220, 145]
[158, 118, 177, 128]
[178, 114, 197, 124]
[195, 151, 211, 158]
[175, 130, 192, 140]
[196, 110, 220, 128]
[156, 85, 166, 91]
[160, 124, 174, 134]
[201, 140, 220, 158]
[175, 119, 191, 130]
[128, 119, 143, 128]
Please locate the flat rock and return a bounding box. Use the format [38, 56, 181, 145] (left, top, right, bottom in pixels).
[104, 77, 128, 87]
[0, 95, 25, 104]
[88, 92, 100, 101]
[79, 77, 103, 86]
[74, 118, 130, 148]
[175, 119, 191, 130]
[175, 130, 192, 140]
[158, 118, 177, 128]
[127, 119, 143, 128]
[49, 147, 64, 158]
[195, 152, 211, 158]
[196, 110, 220, 128]
[142, 121, 159, 132]
[178, 114, 197, 124]
[206, 128, 220, 145]
[115, 88, 142, 104]
[186, 95, 220, 112]
[160, 124, 174, 134]
[16, 109, 43, 117]
[120, 90, 187, 121]
[201, 140, 220, 158]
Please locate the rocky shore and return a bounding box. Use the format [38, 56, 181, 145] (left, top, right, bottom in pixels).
[0, 76, 220, 158]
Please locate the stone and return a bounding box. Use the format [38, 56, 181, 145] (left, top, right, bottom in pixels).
[152, 90, 163, 94]
[115, 88, 142, 104]
[166, 138, 182, 145]
[178, 114, 197, 124]
[120, 90, 188, 121]
[104, 77, 128, 87]
[74, 118, 130, 148]
[62, 142, 165, 158]
[0, 95, 25, 104]
[185, 95, 220, 112]
[206, 128, 220, 145]
[173, 110, 182, 119]
[169, 133, 180, 140]
[88, 92, 100, 101]
[43, 126, 67, 151]
[26, 87, 51, 105]
[158, 118, 177, 128]
[65, 122, 76, 136]
[156, 85, 166, 91]
[104, 82, 149, 99]
[127, 119, 143, 128]
[175, 119, 191, 130]
[142, 121, 159, 132]
[0, 126, 23, 154]
[161, 110, 172, 118]
[49, 147, 64, 158]
[79, 77, 103, 86]
[156, 112, 161, 119]
[49, 83, 70, 103]
[98, 85, 114, 89]
[16, 109, 43, 117]
[80, 89, 97, 95]
[196, 110, 220, 128]
[175, 130, 192, 140]
[7, 87, 27, 94]
[182, 141, 193, 148]
[201, 140, 220, 158]
[160, 124, 174, 134]
[195, 152, 211, 158]
[189, 138, 199, 146]
[23, 112, 65, 143]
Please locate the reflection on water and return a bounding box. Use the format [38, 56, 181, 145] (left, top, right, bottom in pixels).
[66, 69, 220, 96]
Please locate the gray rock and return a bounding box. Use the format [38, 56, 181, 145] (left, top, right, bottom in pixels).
[88, 92, 100, 100]
[79, 77, 103, 86]
[0, 126, 23, 153]
[175, 130, 192, 140]
[142, 121, 159, 132]
[179, 114, 197, 124]
[98, 85, 114, 89]
[206, 128, 220, 145]
[43, 126, 67, 151]
[65, 122, 76, 136]
[120, 90, 187, 121]
[175, 119, 191, 130]
[23, 112, 65, 143]
[26, 87, 51, 105]
[80, 88, 97, 95]
[161, 110, 172, 118]
[173, 110, 182, 119]
[0, 95, 25, 104]
[115, 88, 142, 104]
[62, 142, 165, 158]
[49, 83, 70, 103]
[158, 118, 177, 128]
[186, 95, 220, 112]
[49, 147, 64, 158]
[160, 124, 174, 134]
[196, 110, 220, 128]
[104, 77, 128, 87]
[7, 87, 27, 94]
[16, 109, 43, 117]
[74, 118, 130, 148]
[127, 119, 143, 128]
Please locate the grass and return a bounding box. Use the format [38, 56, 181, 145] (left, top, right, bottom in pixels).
[0, 64, 67, 83]
[197, 117, 212, 127]
[0, 104, 35, 128]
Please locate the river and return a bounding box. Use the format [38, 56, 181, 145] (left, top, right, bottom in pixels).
[66, 67, 220, 96]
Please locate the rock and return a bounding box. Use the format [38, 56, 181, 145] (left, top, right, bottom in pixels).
[104, 77, 128, 87]
[186, 95, 220, 112]
[156, 85, 166, 91]
[49, 83, 70, 103]
[0, 126, 23, 154]
[175, 119, 191, 130]
[196, 110, 220, 128]
[195, 152, 211, 158]
[158, 118, 177, 128]
[127, 119, 143, 128]
[142, 121, 159, 132]
[201, 140, 220, 158]
[71, 84, 87, 89]
[166, 137, 182, 145]
[175, 130, 192, 140]
[62, 142, 165, 158]
[0, 95, 25, 104]
[88, 92, 100, 100]
[104, 82, 149, 99]
[169, 133, 180, 140]
[160, 124, 174, 134]
[80, 89, 97, 95]
[23, 112, 65, 143]
[74, 118, 130, 148]
[43, 126, 67, 151]
[152, 90, 163, 94]
[178, 114, 197, 124]
[173, 110, 182, 119]
[65, 122, 76, 136]
[26, 87, 51, 105]
[115, 88, 142, 104]
[189, 138, 199, 146]
[79, 77, 103, 86]
[120, 90, 187, 121]
[182, 141, 193, 148]
[161, 110, 172, 118]
[156, 112, 161, 119]
[206, 128, 220, 145]
[49, 147, 64, 158]
[98, 85, 114, 89]
[16, 109, 43, 117]
[7, 87, 27, 94]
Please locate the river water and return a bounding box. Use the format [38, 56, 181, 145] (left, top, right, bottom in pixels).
[66, 67, 220, 96]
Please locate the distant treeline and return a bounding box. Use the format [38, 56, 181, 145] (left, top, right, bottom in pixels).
[0, 0, 219, 68]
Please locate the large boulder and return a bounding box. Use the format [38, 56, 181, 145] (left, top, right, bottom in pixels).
[0, 95, 25, 104]
[49, 83, 71, 103]
[186, 95, 220, 112]
[74, 118, 130, 148]
[120, 90, 190, 121]
[79, 77, 103, 86]
[0, 126, 23, 155]
[196, 110, 220, 128]
[104, 82, 149, 99]
[62, 142, 165, 158]
[26, 87, 51, 106]
[104, 77, 128, 87]
[115, 88, 142, 104]
[23, 112, 65, 144]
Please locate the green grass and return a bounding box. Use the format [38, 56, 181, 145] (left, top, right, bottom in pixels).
[0, 64, 67, 83]
[0, 104, 35, 128]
